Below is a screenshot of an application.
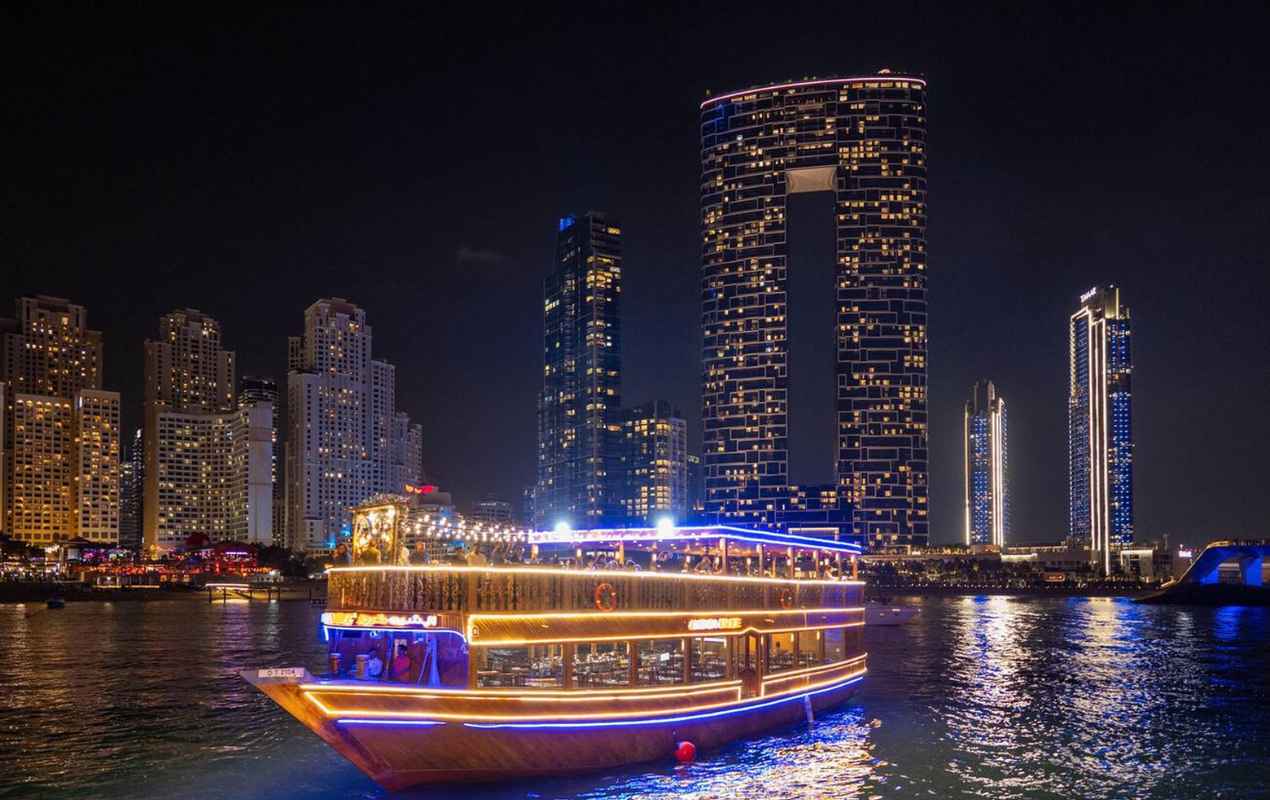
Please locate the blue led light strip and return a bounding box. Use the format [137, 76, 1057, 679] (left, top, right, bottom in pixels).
[460, 674, 864, 730]
[530, 525, 862, 555]
[336, 718, 445, 727]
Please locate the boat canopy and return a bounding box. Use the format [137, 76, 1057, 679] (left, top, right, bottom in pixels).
[526, 524, 862, 556]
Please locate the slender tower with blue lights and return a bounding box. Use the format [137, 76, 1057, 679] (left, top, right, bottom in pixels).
[963, 380, 1007, 547]
[1068, 285, 1134, 573]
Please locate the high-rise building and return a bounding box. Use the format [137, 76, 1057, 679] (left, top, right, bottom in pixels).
[239, 376, 284, 546]
[143, 310, 271, 551]
[7, 394, 76, 541]
[776, 483, 852, 539]
[686, 454, 704, 517]
[700, 72, 929, 548]
[286, 298, 420, 553]
[0, 296, 120, 544]
[1, 295, 103, 398]
[1069, 285, 1133, 573]
[388, 411, 424, 497]
[74, 389, 122, 542]
[521, 485, 536, 528]
[471, 496, 514, 526]
[119, 428, 143, 549]
[963, 380, 1007, 547]
[618, 401, 687, 524]
[536, 212, 623, 528]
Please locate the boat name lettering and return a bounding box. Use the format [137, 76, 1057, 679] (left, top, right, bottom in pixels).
[357, 612, 438, 628]
[687, 617, 742, 632]
[257, 667, 305, 679]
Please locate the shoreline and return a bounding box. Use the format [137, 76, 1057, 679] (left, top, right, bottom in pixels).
[0, 581, 325, 604]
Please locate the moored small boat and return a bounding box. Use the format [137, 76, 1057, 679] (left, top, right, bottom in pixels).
[245, 502, 868, 790]
[865, 602, 918, 626]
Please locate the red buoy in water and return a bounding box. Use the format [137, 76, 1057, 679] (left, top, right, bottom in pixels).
[675, 740, 696, 763]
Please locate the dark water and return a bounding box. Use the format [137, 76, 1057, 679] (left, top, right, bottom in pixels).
[1, 596, 1268, 799]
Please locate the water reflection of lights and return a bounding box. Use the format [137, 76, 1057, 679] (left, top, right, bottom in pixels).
[5, 600, 1269, 799]
[571, 707, 878, 800]
[942, 596, 1051, 792]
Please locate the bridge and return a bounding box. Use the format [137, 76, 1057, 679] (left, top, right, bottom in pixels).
[1177, 541, 1268, 586]
[1138, 540, 1270, 605]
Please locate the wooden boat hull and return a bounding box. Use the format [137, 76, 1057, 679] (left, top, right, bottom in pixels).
[245, 666, 863, 790]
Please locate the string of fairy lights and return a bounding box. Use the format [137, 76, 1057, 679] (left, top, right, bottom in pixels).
[410, 512, 531, 544]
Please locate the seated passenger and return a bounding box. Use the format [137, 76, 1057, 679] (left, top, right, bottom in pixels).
[390, 643, 411, 681]
[366, 650, 385, 680]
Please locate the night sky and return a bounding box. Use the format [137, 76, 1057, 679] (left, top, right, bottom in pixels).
[4, 4, 1269, 544]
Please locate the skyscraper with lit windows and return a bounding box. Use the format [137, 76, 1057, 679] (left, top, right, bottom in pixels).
[536, 212, 623, 528]
[0, 296, 119, 544]
[286, 298, 420, 553]
[618, 401, 687, 524]
[1069, 285, 1133, 573]
[963, 380, 1007, 547]
[144, 309, 272, 551]
[700, 72, 928, 547]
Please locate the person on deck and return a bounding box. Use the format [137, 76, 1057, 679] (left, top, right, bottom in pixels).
[390, 643, 411, 681]
[366, 649, 385, 680]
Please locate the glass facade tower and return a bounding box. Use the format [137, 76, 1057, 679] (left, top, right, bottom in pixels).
[1069, 285, 1133, 573]
[700, 72, 928, 547]
[618, 401, 687, 524]
[537, 212, 623, 527]
[963, 380, 1007, 547]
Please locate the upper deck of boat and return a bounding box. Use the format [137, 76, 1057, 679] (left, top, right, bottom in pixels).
[327, 525, 863, 617]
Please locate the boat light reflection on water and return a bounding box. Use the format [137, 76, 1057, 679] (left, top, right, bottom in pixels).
[3, 600, 1269, 798]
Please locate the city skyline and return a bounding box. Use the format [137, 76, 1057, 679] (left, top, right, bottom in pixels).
[5, 6, 1269, 544]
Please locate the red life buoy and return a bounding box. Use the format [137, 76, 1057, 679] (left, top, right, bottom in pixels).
[595, 582, 618, 612]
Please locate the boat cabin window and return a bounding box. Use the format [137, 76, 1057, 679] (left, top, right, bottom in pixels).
[689, 637, 728, 682]
[796, 630, 824, 668]
[326, 629, 468, 688]
[476, 644, 564, 689]
[573, 643, 630, 687]
[768, 629, 837, 673]
[636, 639, 684, 685]
[824, 627, 846, 661]
[769, 632, 798, 672]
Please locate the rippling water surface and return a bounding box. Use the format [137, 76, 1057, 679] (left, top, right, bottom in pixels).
[1, 596, 1267, 799]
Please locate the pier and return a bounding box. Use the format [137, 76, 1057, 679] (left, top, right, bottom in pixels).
[205, 582, 280, 603]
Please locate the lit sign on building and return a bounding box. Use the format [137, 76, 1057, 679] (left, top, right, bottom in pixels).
[404, 484, 437, 495]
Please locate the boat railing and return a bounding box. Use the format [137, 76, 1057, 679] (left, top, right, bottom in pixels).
[327, 566, 858, 614]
